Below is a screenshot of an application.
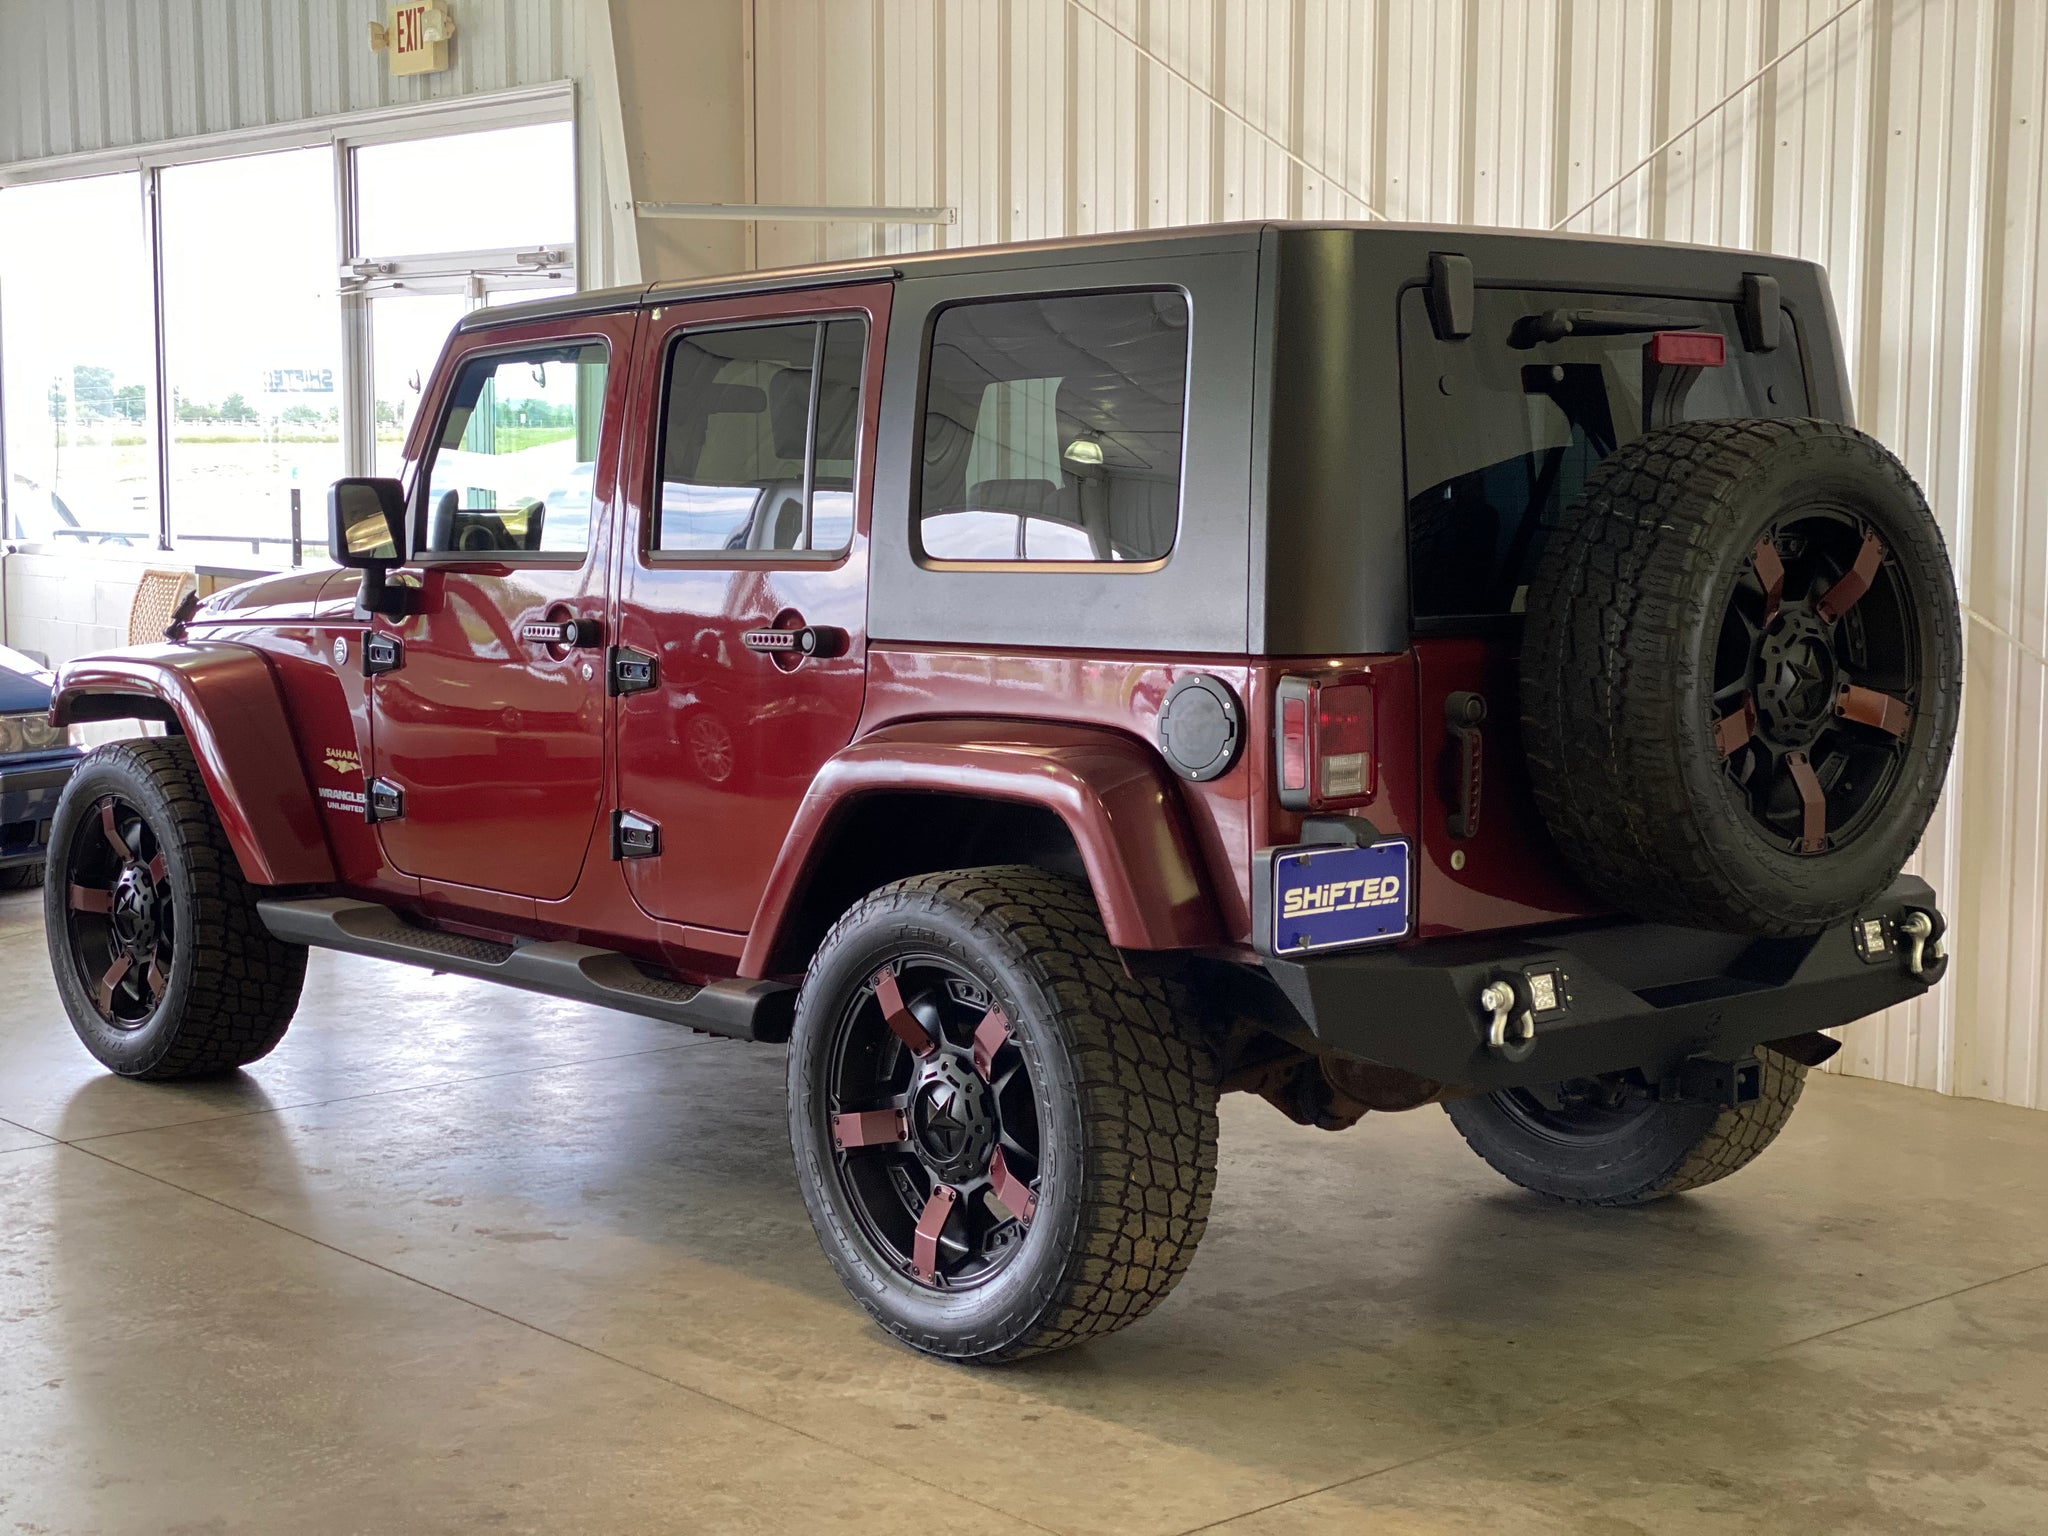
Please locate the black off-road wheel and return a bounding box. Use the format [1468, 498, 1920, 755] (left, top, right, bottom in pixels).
[1522, 418, 1961, 935]
[788, 866, 1219, 1363]
[1444, 1049, 1808, 1206]
[45, 739, 306, 1079]
[0, 862, 45, 891]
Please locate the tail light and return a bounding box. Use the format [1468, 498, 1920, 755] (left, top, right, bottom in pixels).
[1274, 677, 1376, 811]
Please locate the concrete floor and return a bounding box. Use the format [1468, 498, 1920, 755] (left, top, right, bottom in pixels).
[3, 885, 2046, 1535]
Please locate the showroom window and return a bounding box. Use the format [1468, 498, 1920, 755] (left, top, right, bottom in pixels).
[0, 106, 576, 568]
[654, 319, 866, 556]
[916, 290, 1190, 565]
[0, 175, 159, 549]
[160, 147, 343, 562]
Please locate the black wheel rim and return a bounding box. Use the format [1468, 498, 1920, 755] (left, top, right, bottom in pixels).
[1494, 1076, 1660, 1145]
[824, 956, 1042, 1292]
[1710, 507, 1921, 856]
[61, 795, 174, 1028]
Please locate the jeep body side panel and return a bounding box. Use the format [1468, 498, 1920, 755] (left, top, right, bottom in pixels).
[865, 238, 1262, 654]
[860, 647, 1259, 940]
[51, 643, 335, 886]
[742, 718, 1221, 976]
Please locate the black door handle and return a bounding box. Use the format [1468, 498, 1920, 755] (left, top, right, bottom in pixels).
[1444, 691, 1486, 840]
[741, 624, 846, 660]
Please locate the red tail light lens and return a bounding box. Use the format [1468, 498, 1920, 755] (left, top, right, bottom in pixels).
[1279, 694, 1310, 793]
[1316, 684, 1374, 802]
[1274, 676, 1375, 811]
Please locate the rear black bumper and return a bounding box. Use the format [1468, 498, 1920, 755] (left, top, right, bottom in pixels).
[0, 760, 75, 870]
[1261, 875, 1945, 1090]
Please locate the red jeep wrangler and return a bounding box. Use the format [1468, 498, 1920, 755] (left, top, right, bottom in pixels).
[44, 225, 1961, 1363]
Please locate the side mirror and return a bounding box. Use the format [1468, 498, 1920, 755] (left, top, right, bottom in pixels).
[329, 477, 406, 566]
[328, 478, 413, 619]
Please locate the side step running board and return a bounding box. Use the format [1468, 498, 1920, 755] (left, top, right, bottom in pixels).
[256, 897, 795, 1044]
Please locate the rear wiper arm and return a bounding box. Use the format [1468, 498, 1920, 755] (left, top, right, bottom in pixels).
[1510, 309, 1704, 348]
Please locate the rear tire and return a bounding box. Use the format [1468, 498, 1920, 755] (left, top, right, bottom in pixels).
[1521, 418, 1961, 935]
[44, 739, 306, 1079]
[788, 866, 1219, 1363]
[0, 862, 45, 891]
[1443, 1049, 1808, 1206]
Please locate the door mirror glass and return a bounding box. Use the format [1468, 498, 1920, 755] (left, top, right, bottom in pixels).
[329, 477, 406, 566]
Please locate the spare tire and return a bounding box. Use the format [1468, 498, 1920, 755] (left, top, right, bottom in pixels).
[1521, 418, 1961, 935]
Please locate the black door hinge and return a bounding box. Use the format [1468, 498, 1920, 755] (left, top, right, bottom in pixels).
[607, 645, 657, 696]
[612, 809, 661, 859]
[363, 633, 404, 676]
[366, 778, 405, 823]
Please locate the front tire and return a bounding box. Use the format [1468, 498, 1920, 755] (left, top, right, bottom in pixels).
[45, 739, 307, 1079]
[1444, 1049, 1808, 1206]
[788, 866, 1218, 1363]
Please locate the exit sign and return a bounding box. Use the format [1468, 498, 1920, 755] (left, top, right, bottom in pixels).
[370, 4, 454, 77]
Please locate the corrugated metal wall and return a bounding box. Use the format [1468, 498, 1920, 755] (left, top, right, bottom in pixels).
[0, 0, 585, 161]
[753, 0, 2047, 1111]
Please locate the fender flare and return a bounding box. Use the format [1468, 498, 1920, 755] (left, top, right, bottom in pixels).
[742, 718, 1222, 976]
[51, 643, 336, 886]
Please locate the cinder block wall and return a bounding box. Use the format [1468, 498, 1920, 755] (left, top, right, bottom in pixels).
[0, 550, 160, 665]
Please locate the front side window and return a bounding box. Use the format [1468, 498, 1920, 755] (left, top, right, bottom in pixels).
[917, 290, 1189, 564]
[655, 318, 865, 555]
[418, 342, 608, 556]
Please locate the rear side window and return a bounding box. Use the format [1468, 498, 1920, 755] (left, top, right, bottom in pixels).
[917, 290, 1189, 564]
[656, 318, 865, 556]
[1400, 288, 1809, 620]
[419, 342, 608, 557]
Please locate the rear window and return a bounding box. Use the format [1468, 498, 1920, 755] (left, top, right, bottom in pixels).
[1400, 288, 1809, 620]
[916, 290, 1189, 565]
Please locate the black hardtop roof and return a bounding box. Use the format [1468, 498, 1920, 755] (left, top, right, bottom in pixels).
[459, 220, 1823, 333]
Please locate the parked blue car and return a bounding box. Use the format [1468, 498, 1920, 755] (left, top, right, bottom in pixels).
[0, 644, 82, 889]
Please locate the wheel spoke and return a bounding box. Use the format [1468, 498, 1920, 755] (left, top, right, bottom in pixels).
[1817, 532, 1887, 623]
[67, 883, 114, 914]
[909, 1183, 959, 1285]
[97, 799, 133, 863]
[1785, 750, 1827, 853]
[1834, 683, 1912, 737]
[970, 1006, 1011, 1081]
[987, 1146, 1038, 1226]
[1752, 538, 1785, 628]
[145, 958, 168, 1000]
[146, 853, 169, 887]
[871, 968, 937, 1059]
[1714, 696, 1757, 758]
[96, 954, 132, 1014]
[830, 1106, 909, 1149]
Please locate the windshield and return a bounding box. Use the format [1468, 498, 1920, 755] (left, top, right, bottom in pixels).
[1399, 287, 1810, 621]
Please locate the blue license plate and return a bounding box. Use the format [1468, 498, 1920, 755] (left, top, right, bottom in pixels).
[1270, 839, 1411, 955]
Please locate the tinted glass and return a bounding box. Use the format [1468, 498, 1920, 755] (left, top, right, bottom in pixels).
[655, 318, 865, 555]
[1400, 288, 1809, 619]
[419, 342, 608, 555]
[917, 290, 1189, 563]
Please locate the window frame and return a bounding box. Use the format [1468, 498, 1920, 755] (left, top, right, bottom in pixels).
[909, 284, 1193, 575]
[405, 332, 613, 568]
[645, 310, 872, 568]
[0, 84, 576, 563]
